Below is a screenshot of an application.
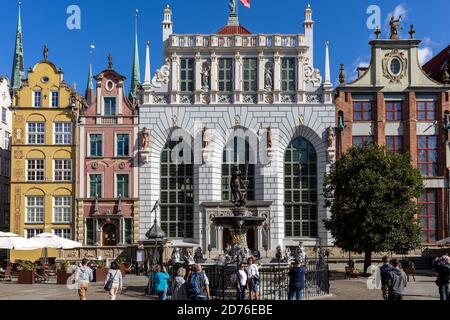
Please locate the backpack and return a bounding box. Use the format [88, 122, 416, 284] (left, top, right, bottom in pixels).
[188, 273, 204, 296]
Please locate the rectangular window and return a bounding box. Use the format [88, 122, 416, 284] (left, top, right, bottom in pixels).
[104, 97, 117, 116]
[27, 160, 45, 181]
[4, 159, 10, 178]
[89, 134, 103, 157]
[1, 107, 6, 123]
[54, 123, 72, 144]
[86, 218, 94, 245]
[4, 131, 11, 150]
[352, 136, 374, 147]
[27, 122, 45, 144]
[54, 159, 72, 181]
[33, 91, 42, 108]
[26, 196, 44, 223]
[243, 58, 257, 92]
[180, 58, 194, 92]
[353, 101, 372, 121]
[53, 229, 71, 239]
[3, 185, 10, 204]
[281, 58, 296, 92]
[51, 91, 59, 107]
[124, 218, 132, 245]
[116, 174, 129, 198]
[386, 101, 402, 121]
[417, 101, 437, 121]
[26, 229, 43, 239]
[116, 134, 130, 157]
[53, 196, 71, 223]
[418, 190, 437, 243]
[386, 136, 403, 154]
[418, 136, 438, 177]
[218, 58, 233, 92]
[89, 174, 102, 198]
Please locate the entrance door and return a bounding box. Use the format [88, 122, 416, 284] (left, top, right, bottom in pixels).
[102, 224, 117, 246]
[246, 228, 256, 251]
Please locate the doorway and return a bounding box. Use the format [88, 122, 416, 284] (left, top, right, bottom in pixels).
[102, 224, 117, 246]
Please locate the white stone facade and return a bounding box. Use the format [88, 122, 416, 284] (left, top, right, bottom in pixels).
[0, 77, 11, 232]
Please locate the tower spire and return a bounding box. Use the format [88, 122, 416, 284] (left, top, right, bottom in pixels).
[324, 41, 332, 87]
[130, 9, 141, 98]
[11, 1, 25, 91]
[143, 41, 151, 85]
[86, 63, 94, 104]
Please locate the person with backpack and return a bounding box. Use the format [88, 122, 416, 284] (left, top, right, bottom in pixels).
[236, 263, 248, 300]
[435, 255, 450, 300]
[386, 259, 407, 301]
[153, 265, 170, 300]
[104, 262, 123, 300]
[379, 256, 393, 301]
[74, 259, 94, 300]
[188, 264, 211, 300]
[246, 257, 260, 300]
[288, 259, 307, 301]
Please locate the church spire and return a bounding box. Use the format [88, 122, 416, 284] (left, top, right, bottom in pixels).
[130, 9, 141, 98]
[85, 63, 95, 104]
[11, 1, 24, 91]
[143, 41, 151, 85]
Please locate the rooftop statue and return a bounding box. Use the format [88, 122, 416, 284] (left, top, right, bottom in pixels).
[389, 15, 402, 40]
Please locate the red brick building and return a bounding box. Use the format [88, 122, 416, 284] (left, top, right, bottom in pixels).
[423, 45, 450, 85]
[335, 27, 450, 244]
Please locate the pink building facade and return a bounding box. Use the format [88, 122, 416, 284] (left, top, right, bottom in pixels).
[75, 59, 140, 246]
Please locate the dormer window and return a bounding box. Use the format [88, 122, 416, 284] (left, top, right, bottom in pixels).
[51, 91, 59, 108]
[104, 97, 116, 116]
[33, 91, 42, 108]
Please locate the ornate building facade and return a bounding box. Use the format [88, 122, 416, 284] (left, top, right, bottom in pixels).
[0, 77, 12, 232]
[138, 4, 335, 255]
[336, 24, 450, 243]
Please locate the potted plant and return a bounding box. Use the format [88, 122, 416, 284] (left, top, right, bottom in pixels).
[94, 260, 107, 282]
[115, 257, 127, 278]
[57, 261, 73, 285]
[17, 261, 36, 284]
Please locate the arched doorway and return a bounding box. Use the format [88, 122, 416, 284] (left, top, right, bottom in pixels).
[102, 224, 117, 246]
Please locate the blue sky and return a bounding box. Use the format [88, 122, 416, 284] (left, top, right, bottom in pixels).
[0, 0, 448, 94]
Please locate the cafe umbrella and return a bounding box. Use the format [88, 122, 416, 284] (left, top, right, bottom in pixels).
[0, 231, 45, 250]
[31, 233, 82, 263]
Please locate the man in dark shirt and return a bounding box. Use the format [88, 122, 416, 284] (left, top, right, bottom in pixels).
[386, 259, 407, 301]
[288, 259, 307, 301]
[380, 256, 393, 300]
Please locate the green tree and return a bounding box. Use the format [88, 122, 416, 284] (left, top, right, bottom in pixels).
[323, 143, 424, 274]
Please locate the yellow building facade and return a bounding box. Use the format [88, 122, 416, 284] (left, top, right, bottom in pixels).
[10, 56, 82, 261]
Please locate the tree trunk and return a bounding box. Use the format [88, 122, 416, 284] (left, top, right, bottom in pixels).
[364, 251, 372, 275]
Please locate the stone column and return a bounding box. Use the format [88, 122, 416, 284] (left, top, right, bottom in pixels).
[171, 53, 179, 103]
[194, 52, 202, 96]
[273, 52, 281, 103]
[234, 52, 242, 103]
[375, 92, 386, 145]
[405, 92, 417, 167]
[258, 52, 265, 102]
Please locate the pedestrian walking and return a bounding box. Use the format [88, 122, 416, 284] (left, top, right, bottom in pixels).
[246, 257, 260, 300]
[74, 259, 93, 301]
[386, 259, 407, 301]
[152, 265, 170, 300]
[435, 255, 450, 300]
[288, 259, 307, 301]
[104, 262, 123, 300]
[380, 256, 393, 301]
[236, 263, 247, 300]
[187, 264, 211, 300]
[172, 267, 188, 300]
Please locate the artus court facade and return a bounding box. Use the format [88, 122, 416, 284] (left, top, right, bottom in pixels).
[138, 4, 336, 254]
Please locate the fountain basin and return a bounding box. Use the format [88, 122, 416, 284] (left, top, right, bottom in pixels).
[211, 216, 266, 232]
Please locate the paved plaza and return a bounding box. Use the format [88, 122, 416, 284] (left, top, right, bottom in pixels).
[0, 271, 440, 300]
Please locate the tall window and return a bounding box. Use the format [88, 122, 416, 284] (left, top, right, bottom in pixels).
[243, 58, 257, 92]
[104, 97, 117, 116]
[418, 136, 438, 177]
[53, 229, 71, 239]
[124, 218, 132, 245]
[222, 137, 255, 201]
[284, 137, 318, 238]
[116, 174, 129, 198]
[418, 190, 437, 243]
[89, 134, 103, 157]
[54, 123, 72, 144]
[116, 134, 130, 157]
[89, 174, 102, 198]
[352, 136, 374, 147]
[26, 229, 43, 239]
[27, 160, 45, 181]
[3, 185, 10, 204]
[218, 58, 233, 92]
[386, 136, 403, 154]
[353, 101, 372, 121]
[51, 91, 59, 107]
[4, 131, 11, 150]
[417, 101, 437, 121]
[386, 101, 402, 121]
[27, 122, 45, 144]
[4, 159, 10, 178]
[86, 218, 94, 245]
[26, 196, 44, 223]
[180, 58, 194, 92]
[160, 139, 194, 239]
[53, 196, 71, 223]
[54, 159, 72, 181]
[1, 107, 6, 123]
[33, 91, 42, 107]
[281, 58, 296, 92]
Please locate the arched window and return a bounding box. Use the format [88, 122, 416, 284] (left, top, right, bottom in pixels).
[284, 137, 318, 238]
[222, 136, 255, 201]
[160, 139, 194, 239]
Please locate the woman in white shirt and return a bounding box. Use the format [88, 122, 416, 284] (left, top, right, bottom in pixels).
[236, 263, 248, 300]
[104, 262, 123, 300]
[246, 257, 260, 300]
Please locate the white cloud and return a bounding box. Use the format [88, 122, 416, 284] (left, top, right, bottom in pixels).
[418, 47, 433, 66]
[349, 56, 371, 80]
[383, 4, 408, 37]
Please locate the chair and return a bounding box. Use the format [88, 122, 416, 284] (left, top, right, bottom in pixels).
[344, 266, 359, 279]
[0, 266, 12, 281]
[35, 268, 48, 283]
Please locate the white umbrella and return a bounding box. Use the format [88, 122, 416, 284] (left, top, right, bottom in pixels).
[31, 233, 82, 249]
[436, 237, 450, 245]
[0, 231, 46, 250]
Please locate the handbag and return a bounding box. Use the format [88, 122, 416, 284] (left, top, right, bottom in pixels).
[104, 270, 118, 291]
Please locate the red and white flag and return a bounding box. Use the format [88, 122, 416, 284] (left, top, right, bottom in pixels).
[240, 0, 251, 9]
